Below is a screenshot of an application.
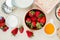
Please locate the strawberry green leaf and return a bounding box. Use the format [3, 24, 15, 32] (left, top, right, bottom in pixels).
[28, 23, 33, 29]
[38, 13, 44, 18]
[30, 11, 35, 15]
[36, 22, 42, 29]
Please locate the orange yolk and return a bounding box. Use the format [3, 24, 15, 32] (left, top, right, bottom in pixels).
[44, 23, 55, 34]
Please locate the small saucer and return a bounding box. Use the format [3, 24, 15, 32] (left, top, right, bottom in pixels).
[6, 14, 18, 28]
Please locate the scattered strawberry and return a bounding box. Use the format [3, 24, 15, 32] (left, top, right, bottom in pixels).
[0, 23, 5, 28]
[0, 16, 5, 27]
[31, 17, 36, 22]
[11, 28, 18, 36]
[26, 30, 33, 38]
[26, 18, 31, 24]
[32, 21, 36, 27]
[39, 17, 46, 24]
[19, 26, 24, 33]
[3, 25, 9, 32]
[35, 11, 40, 17]
[0, 17, 5, 23]
[29, 10, 35, 17]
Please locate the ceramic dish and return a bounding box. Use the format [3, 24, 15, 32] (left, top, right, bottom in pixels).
[12, 0, 34, 8]
[6, 14, 18, 28]
[25, 9, 46, 30]
[55, 3, 60, 21]
[43, 19, 56, 36]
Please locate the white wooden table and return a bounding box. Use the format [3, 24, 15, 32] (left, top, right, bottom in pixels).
[0, 0, 60, 40]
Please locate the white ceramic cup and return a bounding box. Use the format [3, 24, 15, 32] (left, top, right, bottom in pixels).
[43, 19, 56, 36]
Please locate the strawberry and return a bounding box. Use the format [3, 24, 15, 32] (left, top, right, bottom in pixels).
[31, 17, 36, 22]
[36, 22, 42, 29]
[29, 10, 35, 17]
[0, 17, 5, 23]
[19, 26, 24, 33]
[35, 11, 40, 17]
[3, 25, 9, 32]
[0, 16, 5, 27]
[0, 23, 5, 28]
[58, 12, 60, 16]
[11, 28, 18, 36]
[58, 10, 60, 17]
[26, 30, 33, 38]
[37, 18, 41, 22]
[40, 17, 46, 24]
[26, 18, 31, 24]
[32, 21, 36, 27]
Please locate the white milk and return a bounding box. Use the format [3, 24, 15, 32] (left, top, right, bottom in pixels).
[12, 0, 34, 8]
[6, 15, 18, 28]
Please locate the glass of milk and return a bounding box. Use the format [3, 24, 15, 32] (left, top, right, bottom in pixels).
[1, 0, 15, 14]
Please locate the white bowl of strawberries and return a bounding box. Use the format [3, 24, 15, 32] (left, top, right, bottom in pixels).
[25, 9, 46, 30]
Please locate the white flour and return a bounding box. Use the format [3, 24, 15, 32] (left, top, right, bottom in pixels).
[6, 15, 18, 28]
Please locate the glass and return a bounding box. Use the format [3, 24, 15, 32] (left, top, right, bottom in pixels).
[1, 0, 15, 14]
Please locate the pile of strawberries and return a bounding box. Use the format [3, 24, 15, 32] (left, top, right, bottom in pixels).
[11, 26, 33, 38]
[0, 16, 9, 32]
[0, 16, 33, 38]
[25, 9, 46, 30]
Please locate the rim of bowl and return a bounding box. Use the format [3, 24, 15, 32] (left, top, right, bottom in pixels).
[12, 0, 34, 8]
[24, 9, 46, 30]
[43, 22, 56, 36]
[6, 14, 18, 28]
[55, 3, 60, 21]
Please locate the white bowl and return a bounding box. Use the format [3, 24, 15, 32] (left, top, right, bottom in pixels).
[43, 19, 56, 36]
[12, 0, 34, 8]
[6, 14, 18, 28]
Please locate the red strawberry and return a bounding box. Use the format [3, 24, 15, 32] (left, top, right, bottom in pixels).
[11, 28, 18, 36]
[26, 18, 31, 23]
[35, 11, 40, 17]
[58, 12, 60, 16]
[39, 17, 46, 24]
[32, 21, 36, 27]
[0, 16, 5, 27]
[0, 17, 5, 23]
[26, 30, 33, 38]
[31, 17, 36, 22]
[37, 18, 41, 23]
[0, 23, 5, 28]
[58, 10, 60, 17]
[29, 11, 35, 17]
[3, 25, 9, 32]
[19, 26, 24, 33]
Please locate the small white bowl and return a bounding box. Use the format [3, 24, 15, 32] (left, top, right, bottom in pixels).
[6, 14, 18, 28]
[43, 19, 56, 36]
